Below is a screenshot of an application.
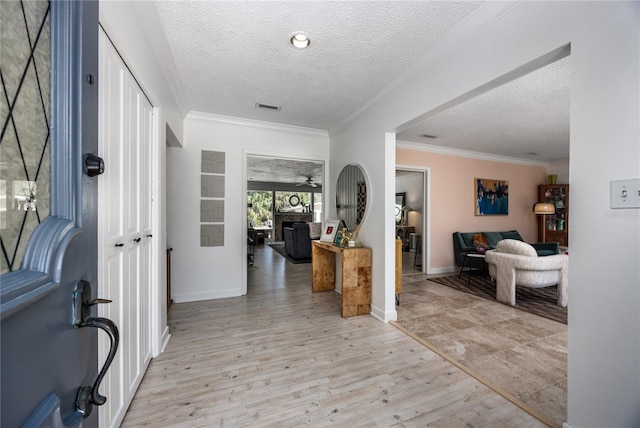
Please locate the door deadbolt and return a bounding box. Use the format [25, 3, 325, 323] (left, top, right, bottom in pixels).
[85, 153, 105, 177]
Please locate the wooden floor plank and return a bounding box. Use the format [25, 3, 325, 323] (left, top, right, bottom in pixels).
[122, 245, 547, 427]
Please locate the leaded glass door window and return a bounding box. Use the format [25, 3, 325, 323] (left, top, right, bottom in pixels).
[1, 0, 51, 273]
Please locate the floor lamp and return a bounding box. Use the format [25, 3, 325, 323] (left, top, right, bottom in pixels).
[533, 202, 555, 243]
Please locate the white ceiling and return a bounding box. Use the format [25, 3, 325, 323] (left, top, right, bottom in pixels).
[150, 0, 570, 168]
[397, 56, 571, 162]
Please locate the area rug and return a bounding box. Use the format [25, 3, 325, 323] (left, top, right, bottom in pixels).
[267, 243, 311, 264]
[429, 273, 567, 324]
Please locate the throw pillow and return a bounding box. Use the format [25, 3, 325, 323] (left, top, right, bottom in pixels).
[472, 233, 489, 249]
[307, 222, 322, 240]
[483, 232, 503, 249]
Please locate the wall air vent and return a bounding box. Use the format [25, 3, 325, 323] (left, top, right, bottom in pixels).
[255, 103, 282, 112]
[421, 134, 437, 139]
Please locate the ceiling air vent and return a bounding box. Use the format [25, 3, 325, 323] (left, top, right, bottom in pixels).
[255, 103, 281, 112]
[421, 134, 437, 139]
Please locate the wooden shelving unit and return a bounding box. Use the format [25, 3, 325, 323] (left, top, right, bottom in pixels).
[538, 184, 569, 246]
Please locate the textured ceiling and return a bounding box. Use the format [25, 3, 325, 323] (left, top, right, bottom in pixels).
[151, 1, 570, 165]
[247, 156, 323, 185]
[397, 56, 571, 162]
[154, 0, 485, 130]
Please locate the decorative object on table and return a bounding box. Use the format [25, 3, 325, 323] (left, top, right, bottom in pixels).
[533, 202, 556, 243]
[340, 229, 353, 247]
[547, 174, 558, 184]
[352, 223, 362, 245]
[475, 178, 509, 215]
[334, 229, 343, 245]
[320, 220, 339, 242]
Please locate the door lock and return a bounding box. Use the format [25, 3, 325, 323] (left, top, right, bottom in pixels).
[85, 153, 105, 177]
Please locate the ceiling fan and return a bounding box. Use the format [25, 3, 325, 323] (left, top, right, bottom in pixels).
[296, 176, 318, 188]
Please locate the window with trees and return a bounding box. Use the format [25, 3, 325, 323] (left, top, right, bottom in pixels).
[247, 191, 272, 227]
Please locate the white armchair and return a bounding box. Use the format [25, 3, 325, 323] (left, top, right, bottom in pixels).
[485, 239, 568, 307]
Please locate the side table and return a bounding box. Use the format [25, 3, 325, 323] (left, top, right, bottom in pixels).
[459, 252, 487, 285]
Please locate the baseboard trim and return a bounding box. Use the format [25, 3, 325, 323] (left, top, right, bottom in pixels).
[562, 423, 576, 428]
[370, 304, 397, 323]
[390, 321, 561, 428]
[427, 265, 457, 275]
[172, 289, 242, 303]
[159, 325, 171, 354]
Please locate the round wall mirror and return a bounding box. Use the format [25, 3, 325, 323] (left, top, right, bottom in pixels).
[335, 164, 367, 230]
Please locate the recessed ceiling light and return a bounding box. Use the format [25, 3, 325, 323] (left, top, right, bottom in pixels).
[289, 32, 310, 49]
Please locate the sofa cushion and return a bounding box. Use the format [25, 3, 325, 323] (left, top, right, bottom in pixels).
[460, 233, 476, 247]
[495, 239, 538, 257]
[500, 230, 523, 241]
[483, 232, 504, 249]
[536, 249, 556, 257]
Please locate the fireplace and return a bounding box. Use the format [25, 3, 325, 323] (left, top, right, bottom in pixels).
[274, 213, 312, 241]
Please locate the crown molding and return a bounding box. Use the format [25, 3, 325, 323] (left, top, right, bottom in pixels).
[396, 140, 549, 167]
[187, 111, 329, 138]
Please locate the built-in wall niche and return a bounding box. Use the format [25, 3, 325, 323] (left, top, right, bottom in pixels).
[200, 150, 225, 246]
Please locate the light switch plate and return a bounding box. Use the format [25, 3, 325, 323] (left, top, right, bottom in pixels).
[610, 179, 640, 209]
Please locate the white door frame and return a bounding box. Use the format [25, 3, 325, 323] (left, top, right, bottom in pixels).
[241, 150, 329, 295]
[396, 165, 430, 274]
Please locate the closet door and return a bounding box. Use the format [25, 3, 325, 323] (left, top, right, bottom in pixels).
[98, 30, 126, 427]
[98, 29, 153, 428]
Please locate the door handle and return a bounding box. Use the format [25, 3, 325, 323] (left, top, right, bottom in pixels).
[72, 281, 119, 418]
[115, 243, 124, 247]
[76, 317, 119, 412]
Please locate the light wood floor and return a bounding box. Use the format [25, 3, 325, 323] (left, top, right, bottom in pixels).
[121, 245, 545, 427]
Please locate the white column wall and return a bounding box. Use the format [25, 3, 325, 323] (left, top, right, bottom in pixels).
[329, 2, 639, 426]
[167, 113, 330, 302]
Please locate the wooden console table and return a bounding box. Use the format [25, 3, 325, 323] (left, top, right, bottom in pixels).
[311, 241, 372, 317]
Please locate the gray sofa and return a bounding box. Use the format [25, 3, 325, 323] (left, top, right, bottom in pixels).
[284, 223, 313, 259]
[452, 230, 558, 266]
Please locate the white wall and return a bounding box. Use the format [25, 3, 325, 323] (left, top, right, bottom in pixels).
[329, 2, 639, 426]
[547, 159, 570, 185]
[99, 1, 188, 355]
[168, 113, 329, 302]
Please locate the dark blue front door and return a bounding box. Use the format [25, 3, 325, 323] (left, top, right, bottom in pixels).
[1, 1, 107, 426]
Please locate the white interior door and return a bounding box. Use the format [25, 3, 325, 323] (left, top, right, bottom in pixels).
[98, 28, 154, 428]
